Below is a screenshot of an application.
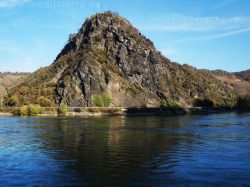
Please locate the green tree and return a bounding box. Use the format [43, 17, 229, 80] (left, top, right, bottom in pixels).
[58, 104, 67, 115]
[36, 96, 54, 107]
[28, 104, 42, 116]
[3, 95, 18, 106]
[3, 96, 9, 106]
[9, 96, 18, 106]
[102, 93, 111, 107]
[22, 96, 28, 105]
[20, 86, 29, 95]
[91, 93, 111, 107]
[19, 105, 28, 116]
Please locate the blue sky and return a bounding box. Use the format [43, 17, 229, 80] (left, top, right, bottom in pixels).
[0, 0, 249, 72]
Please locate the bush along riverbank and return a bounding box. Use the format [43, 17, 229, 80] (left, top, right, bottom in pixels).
[0, 95, 249, 117]
[0, 105, 125, 117]
[0, 105, 249, 117]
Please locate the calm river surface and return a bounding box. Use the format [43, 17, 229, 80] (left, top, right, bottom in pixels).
[0, 112, 250, 187]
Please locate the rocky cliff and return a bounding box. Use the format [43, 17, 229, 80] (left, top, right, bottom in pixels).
[10, 11, 236, 107]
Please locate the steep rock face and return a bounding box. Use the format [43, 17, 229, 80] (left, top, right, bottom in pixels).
[12, 12, 235, 107]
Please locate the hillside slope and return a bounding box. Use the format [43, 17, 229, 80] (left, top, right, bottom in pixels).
[235, 70, 250, 82]
[9, 12, 235, 108]
[207, 70, 250, 97]
[0, 73, 29, 106]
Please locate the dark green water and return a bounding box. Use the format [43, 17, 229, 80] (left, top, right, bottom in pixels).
[0, 112, 250, 186]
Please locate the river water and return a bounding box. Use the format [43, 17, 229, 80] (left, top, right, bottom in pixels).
[0, 112, 250, 186]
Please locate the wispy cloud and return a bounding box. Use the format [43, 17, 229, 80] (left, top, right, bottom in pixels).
[174, 28, 250, 44]
[139, 14, 250, 32]
[0, 0, 31, 8]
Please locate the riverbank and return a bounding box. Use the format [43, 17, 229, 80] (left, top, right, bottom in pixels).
[0, 112, 13, 116]
[0, 107, 244, 117]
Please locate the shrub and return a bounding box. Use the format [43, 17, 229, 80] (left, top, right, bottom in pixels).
[20, 86, 29, 95]
[87, 108, 121, 113]
[19, 104, 42, 116]
[19, 105, 28, 116]
[58, 104, 67, 115]
[28, 104, 42, 116]
[97, 54, 107, 64]
[194, 97, 215, 108]
[22, 96, 28, 105]
[9, 96, 19, 106]
[160, 98, 179, 108]
[36, 96, 54, 107]
[91, 93, 111, 107]
[4, 96, 18, 106]
[92, 95, 103, 107]
[87, 108, 100, 113]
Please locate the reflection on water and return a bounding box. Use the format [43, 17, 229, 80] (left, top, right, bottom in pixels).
[0, 113, 250, 186]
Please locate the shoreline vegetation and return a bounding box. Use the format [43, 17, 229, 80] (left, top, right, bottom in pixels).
[0, 106, 249, 117]
[1, 93, 249, 117]
[1, 94, 249, 117]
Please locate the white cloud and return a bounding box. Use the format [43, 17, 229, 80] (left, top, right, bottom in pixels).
[139, 14, 250, 32]
[0, 0, 30, 8]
